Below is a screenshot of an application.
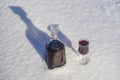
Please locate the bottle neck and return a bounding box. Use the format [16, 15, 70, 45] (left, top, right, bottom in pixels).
[51, 32, 58, 40]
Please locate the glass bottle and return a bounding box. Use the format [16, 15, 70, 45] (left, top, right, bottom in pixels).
[45, 24, 66, 69]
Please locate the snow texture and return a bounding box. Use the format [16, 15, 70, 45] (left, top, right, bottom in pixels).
[0, 0, 120, 80]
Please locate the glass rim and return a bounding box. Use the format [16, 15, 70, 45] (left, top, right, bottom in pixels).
[79, 39, 89, 47]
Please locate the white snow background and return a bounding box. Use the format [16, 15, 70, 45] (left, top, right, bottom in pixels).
[0, 0, 120, 80]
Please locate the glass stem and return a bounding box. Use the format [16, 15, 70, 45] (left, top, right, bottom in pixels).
[80, 55, 84, 61]
[80, 54, 90, 65]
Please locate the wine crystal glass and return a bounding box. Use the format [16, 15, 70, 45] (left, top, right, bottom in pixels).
[78, 39, 89, 65]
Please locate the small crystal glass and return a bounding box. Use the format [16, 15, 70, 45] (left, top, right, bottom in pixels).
[78, 39, 90, 65]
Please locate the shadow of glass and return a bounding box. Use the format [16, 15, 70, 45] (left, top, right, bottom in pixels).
[10, 6, 50, 61]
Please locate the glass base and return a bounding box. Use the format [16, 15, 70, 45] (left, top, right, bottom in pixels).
[80, 56, 90, 65]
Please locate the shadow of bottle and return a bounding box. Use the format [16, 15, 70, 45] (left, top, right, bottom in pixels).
[47, 25, 78, 54]
[10, 6, 51, 61]
[58, 31, 78, 54]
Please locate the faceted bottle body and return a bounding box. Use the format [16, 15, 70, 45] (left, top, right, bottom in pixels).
[45, 40, 66, 69]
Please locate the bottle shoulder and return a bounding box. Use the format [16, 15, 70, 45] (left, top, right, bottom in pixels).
[46, 39, 64, 51]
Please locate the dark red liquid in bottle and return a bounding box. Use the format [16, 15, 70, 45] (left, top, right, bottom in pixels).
[78, 40, 89, 55]
[45, 40, 66, 69]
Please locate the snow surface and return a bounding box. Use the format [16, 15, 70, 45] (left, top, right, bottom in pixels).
[0, 0, 120, 80]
